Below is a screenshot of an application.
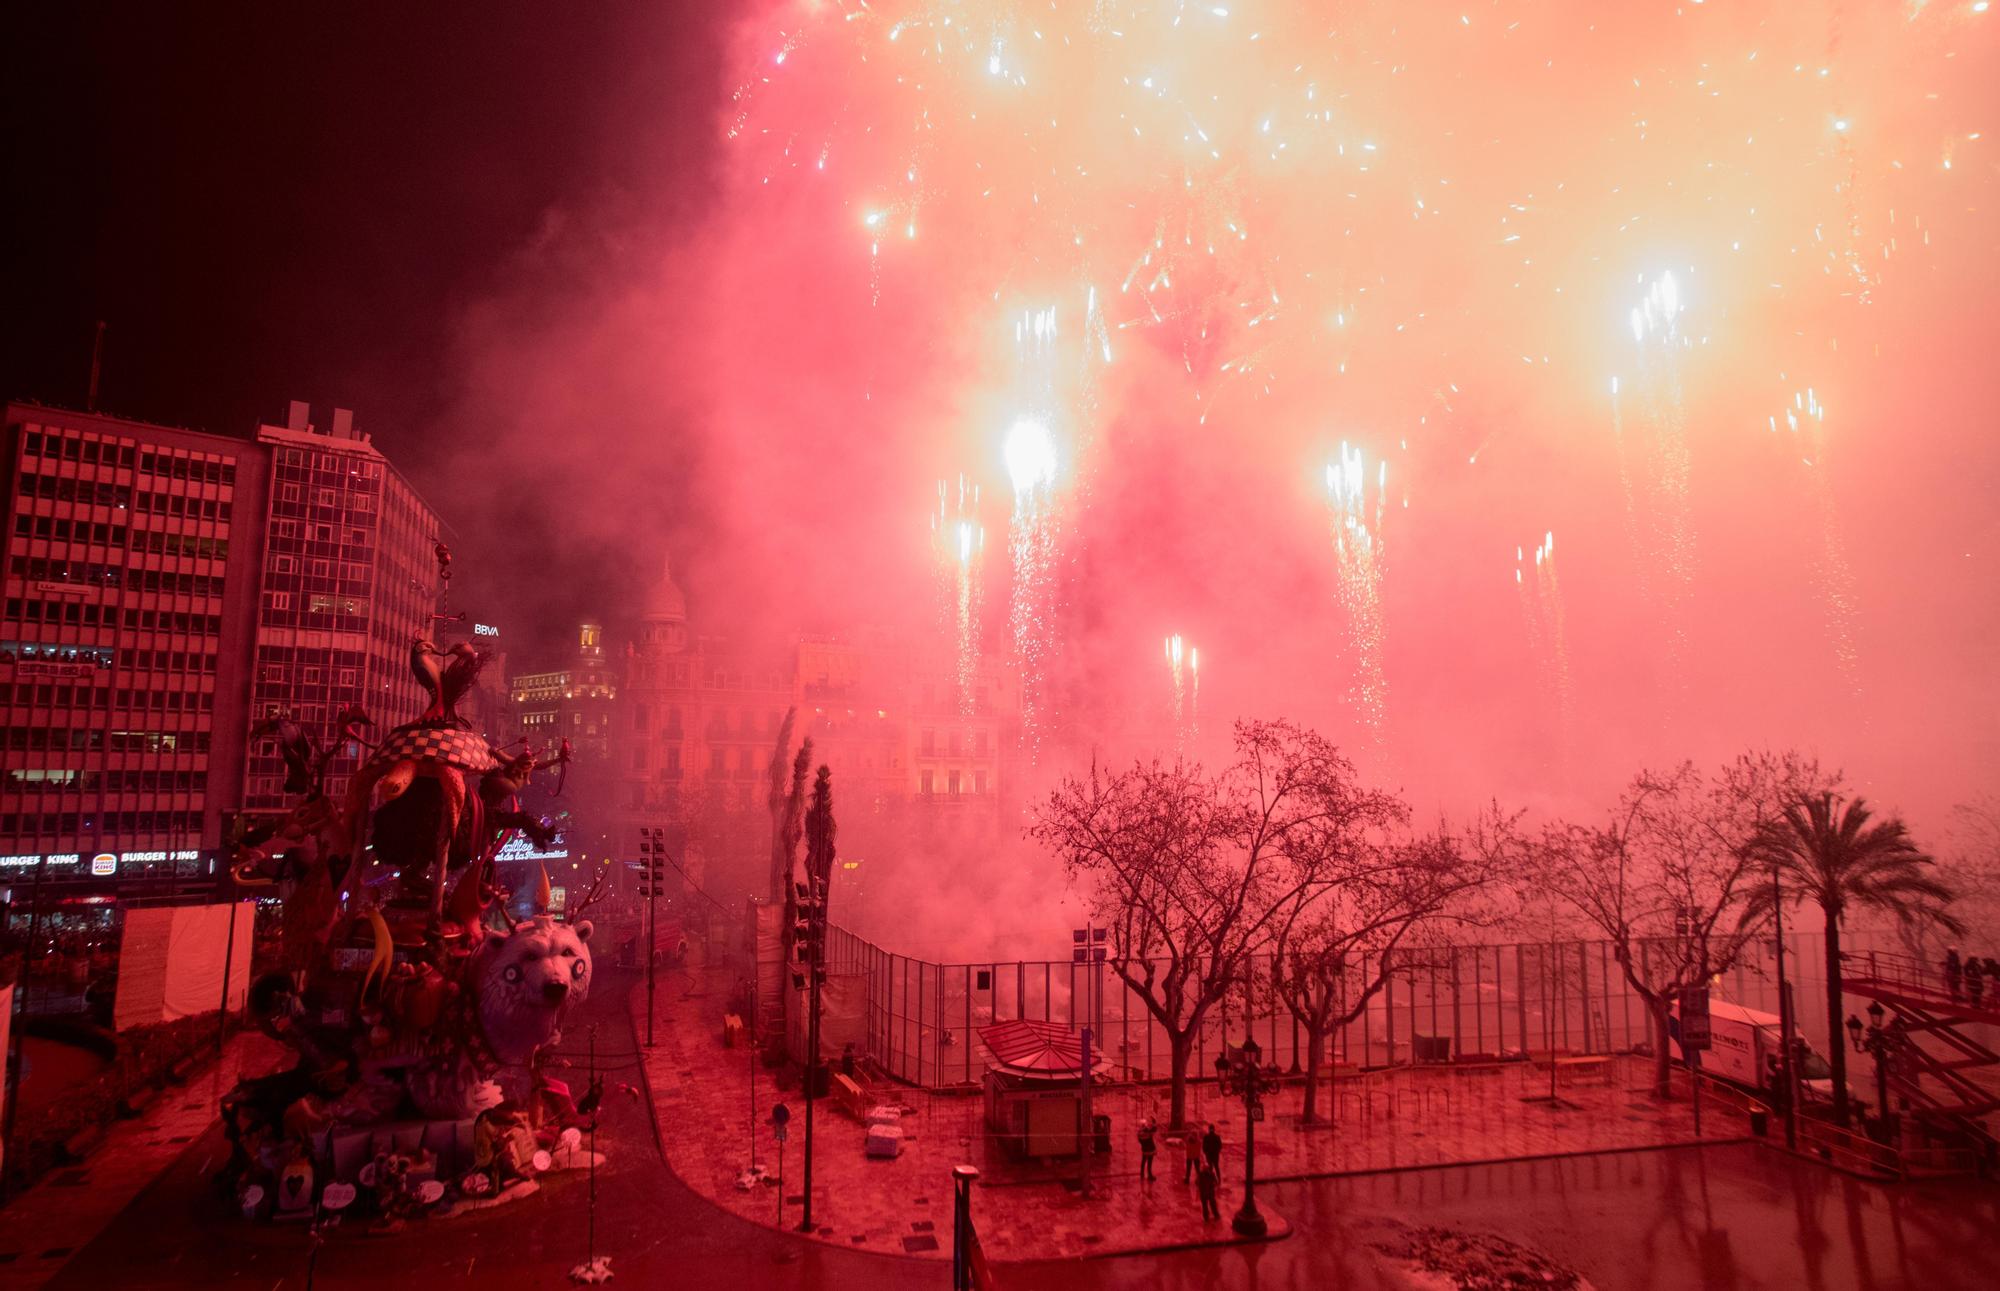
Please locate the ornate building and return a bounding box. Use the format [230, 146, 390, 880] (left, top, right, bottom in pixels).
[606, 558, 1021, 919]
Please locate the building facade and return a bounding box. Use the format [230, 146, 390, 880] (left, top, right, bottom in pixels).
[2, 402, 269, 879]
[604, 559, 1021, 917]
[242, 403, 444, 817]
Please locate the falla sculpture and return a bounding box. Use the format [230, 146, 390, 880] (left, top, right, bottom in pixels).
[221, 547, 606, 1226]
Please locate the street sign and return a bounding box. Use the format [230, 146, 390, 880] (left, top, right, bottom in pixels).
[1679, 986, 1712, 1050]
[1251, 1104, 1265, 1122]
[771, 1102, 790, 1126]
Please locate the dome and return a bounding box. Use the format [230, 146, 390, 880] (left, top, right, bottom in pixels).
[643, 553, 687, 623]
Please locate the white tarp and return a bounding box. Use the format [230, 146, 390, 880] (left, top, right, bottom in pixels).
[112, 902, 253, 1031]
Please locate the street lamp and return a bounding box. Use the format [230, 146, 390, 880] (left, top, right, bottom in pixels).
[1846, 1000, 1901, 1143]
[1214, 1034, 1275, 1238]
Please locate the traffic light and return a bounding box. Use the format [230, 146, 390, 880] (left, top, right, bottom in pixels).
[638, 827, 670, 898]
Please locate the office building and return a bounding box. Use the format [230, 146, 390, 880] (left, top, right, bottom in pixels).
[2, 402, 268, 879]
[242, 402, 444, 816]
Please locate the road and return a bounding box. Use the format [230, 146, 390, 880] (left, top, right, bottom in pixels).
[37, 967, 2000, 1290]
[1024, 1142, 2000, 1290]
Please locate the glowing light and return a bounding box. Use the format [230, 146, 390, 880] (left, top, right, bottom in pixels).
[1164, 633, 1200, 747]
[1326, 443, 1388, 747]
[1004, 418, 1057, 496]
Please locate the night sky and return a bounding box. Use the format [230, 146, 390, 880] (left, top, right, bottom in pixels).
[4, 3, 1995, 839]
[2, 1, 721, 632]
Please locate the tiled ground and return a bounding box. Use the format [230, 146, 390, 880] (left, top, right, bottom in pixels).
[632, 967, 1749, 1261]
[0, 1030, 285, 1290]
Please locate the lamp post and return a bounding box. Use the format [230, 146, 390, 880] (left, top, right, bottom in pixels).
[1070, 923, 1106, 1197]
[1770, 865, 1800, 1150]
[1214, 1033, 1274, 1238]
[1846, 1000, 1902, 1144]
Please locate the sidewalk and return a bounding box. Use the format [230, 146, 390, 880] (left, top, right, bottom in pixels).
[631, 968, 1290, 1261]
[632, 967, 1755, 1262]
[0, 1030, 283, 1291]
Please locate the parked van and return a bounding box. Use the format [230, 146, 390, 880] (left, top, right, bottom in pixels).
[1668, 997, 1839, 1102]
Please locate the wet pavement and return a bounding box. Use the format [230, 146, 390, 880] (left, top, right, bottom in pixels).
[1032, 1143, 2000, 1290]
[15, 967, 1998, 1289]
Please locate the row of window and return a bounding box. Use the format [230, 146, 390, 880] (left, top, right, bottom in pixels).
[21, 431, 239, 485]
[0, 641, 115, 667]
[8, 557, 226, 600]
[0, 810, 202, 837]
[133, 490, 232, 522]
[2, 683, 213, 712]
[258, 663, 361, 688]
[132, 529, 229, 560]
[17, 469, 239, 523]
[4, 768, 208, 793]
[919, 770, 989, 795]
[19, 431, 137, 468]
[275, 482, 376, 512]
[919, 728, 991, 757]
[261, 592, 368, 617]
[4, 598, 224, 635]
[13, 514, 125, 546]
[268, 554, 372, 584]
[1, 728, 211, 753]
[276, 447, 382, 480]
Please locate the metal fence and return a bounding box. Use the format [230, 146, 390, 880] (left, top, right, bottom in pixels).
[834, 922, 1913, 1090]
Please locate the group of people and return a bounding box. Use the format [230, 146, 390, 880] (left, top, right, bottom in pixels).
[1943, 949, 2000, 1006]
[1134, 1118, 1228, 1221]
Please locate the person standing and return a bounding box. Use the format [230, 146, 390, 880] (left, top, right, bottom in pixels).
[1195, 1158, 1221, 1221]
[1136, 1117, 1156, 1181]
[1967, 956, 1986, 1008]
[1182, 1128, 1202, 1183]
[1202, 1122, 1223, 1178]
[1944, 948, 1963, 1001]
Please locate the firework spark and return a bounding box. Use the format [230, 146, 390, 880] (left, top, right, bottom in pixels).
[1327, 442, 1388, 747]
[1772, 387, 1862, 696]
[933, 474, 986, 713]
[1515, 530, 1573, 761]
[1164, 633, 1200, 749]
[1624, 270, 1697, 717]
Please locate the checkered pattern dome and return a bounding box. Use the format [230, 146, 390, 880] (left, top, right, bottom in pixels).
[361, 723, 501, 775]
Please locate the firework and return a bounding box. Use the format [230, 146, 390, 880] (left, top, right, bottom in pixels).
[932, 474, 986, 714]
[1006, 308, 1067, 759]
[1772, 387, 1861, 696]
[1515, 531, 1573, 760]
[1623, 270, 1697, 718]
[1326, 442, 1388, 747]
[1164, 633, 1200, 749]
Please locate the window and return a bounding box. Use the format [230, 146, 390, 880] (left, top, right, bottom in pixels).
[975, 771, 988, 794]
[948, 770, 962, 795]
[974, 730, 988, 756]
[921, 728, 936, 756]
[920, 770, 934, 796]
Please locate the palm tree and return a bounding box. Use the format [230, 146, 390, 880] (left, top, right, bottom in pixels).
[1745, 793, 1959, 1123]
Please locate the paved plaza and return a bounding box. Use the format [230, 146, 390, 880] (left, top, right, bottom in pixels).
[633, 963, 1752, 1262]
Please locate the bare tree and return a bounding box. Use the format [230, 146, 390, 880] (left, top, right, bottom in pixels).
[1270, 821, 1494, 1122]
[1533, 754, 1822, 1097]
[1029, 720, 1365, 1129]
